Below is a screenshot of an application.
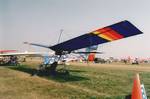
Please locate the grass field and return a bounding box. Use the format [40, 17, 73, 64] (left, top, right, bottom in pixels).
[0, 62, 150, 99]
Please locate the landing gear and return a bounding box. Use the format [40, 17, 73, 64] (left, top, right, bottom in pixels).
[49, 62, 58, 75]
[34, 61, 69, 76]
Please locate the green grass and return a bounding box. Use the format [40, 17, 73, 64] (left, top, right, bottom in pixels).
[0, 63, 150, 99]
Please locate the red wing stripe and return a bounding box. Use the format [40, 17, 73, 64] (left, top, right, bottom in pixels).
[108, 29, 124, 39]
[93, 27, 110, 34]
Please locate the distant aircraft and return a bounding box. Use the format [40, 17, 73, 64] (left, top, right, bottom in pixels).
[0, 51, 54, 56]
[23, 20, 144, 75]
[0, 50, 17, 54]
[0, 50, 18, 65]
[0, 50, 54, 65]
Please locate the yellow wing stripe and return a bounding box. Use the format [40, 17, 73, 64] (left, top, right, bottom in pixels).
[92, 31, 114, 41]
[93, 31, 100, 35]
[98, 34, 114, 41]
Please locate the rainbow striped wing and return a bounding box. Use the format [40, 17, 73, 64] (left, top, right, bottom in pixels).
[50, 20, 142, 52]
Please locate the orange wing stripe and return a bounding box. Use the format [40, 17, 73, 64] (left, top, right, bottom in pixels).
[92, 27, 124, 41]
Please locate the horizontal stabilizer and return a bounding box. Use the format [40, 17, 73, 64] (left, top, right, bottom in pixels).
[73, 51, 103, 54]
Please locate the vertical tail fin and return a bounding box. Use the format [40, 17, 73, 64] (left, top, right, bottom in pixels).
[86, 45, 98, 62]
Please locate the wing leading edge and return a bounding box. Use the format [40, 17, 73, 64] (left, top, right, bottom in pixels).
[49, 20, 142, 52]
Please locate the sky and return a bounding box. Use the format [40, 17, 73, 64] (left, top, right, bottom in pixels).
[0, 0, 150, 58]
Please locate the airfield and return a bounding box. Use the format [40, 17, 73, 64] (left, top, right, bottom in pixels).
[0, 59, 150, 99]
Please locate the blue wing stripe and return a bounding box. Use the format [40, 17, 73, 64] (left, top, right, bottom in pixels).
[109, 20, 142, 37]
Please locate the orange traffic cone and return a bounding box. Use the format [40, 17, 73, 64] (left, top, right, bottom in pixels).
[131, 73, 142, 99]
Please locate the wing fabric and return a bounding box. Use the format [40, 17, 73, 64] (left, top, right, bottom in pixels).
[49, 20, 142, 52]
